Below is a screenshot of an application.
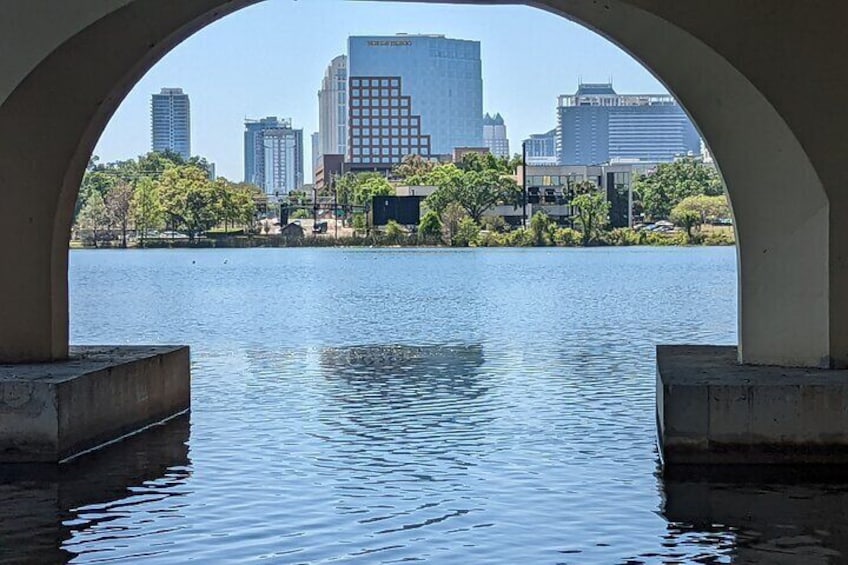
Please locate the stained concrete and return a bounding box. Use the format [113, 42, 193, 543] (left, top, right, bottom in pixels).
[0, 346, 189, 463]
[658, 345, 848, 464]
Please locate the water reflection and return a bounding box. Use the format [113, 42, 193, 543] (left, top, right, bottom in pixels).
[0, 415, 190, 564]
[318, 344, 491, 441]
[660, 466, 848, 564]
[315, 345, 494, 544]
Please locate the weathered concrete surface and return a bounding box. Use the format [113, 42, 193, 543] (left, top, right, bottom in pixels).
[658, 345, 848, 464]
[0, 346, 189, 462]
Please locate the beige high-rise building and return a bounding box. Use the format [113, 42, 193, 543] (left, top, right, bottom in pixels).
[317, 55, 347, 162]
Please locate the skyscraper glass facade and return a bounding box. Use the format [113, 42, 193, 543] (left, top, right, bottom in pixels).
[150, 88, 190, 159]
[347, 34, 483, 167]
[557, 83, 700, 165]
[243, 117, 303, 195]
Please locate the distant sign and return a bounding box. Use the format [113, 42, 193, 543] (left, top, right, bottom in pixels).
[368, 40, 412, 47]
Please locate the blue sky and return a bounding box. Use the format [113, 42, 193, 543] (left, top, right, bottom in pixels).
[93, 0, 667, 181]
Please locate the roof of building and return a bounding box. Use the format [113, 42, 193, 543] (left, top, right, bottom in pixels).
[483, 112, 505, 126]
[575, 83, 618, 96]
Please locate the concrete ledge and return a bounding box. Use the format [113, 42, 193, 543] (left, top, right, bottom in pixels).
[0, 346, 190, 462]
[658, 345, 848, 464]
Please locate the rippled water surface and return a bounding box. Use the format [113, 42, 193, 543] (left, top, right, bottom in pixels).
[3, 247, 846, 563]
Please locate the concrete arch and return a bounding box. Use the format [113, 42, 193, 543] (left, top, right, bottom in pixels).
[0, 0, 842, 368]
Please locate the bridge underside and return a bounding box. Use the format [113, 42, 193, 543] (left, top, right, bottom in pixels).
[0, 0, 846, 462]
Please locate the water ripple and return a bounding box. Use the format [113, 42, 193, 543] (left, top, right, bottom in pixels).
[1, 248, 840, 563]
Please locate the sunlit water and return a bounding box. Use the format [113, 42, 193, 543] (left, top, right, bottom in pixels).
[2, 247, 847, 564]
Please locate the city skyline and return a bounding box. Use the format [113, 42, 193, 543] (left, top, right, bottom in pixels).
[95, 1, 669, 182]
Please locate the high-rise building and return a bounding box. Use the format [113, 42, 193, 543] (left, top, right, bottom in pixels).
[243, 117, 303, 196]
[483, 113, 509, 158]
[523, 129, 558, 165]
[556, 82, 700, 165]
[150, 88, 190, 159]
[347, 34, 483, 168]
[317, 55, 348, 161]
[311, 132, 321, 170]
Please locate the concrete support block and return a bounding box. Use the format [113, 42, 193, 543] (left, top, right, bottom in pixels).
[0, 346, 190, 463]
[658, 345, 848, 464]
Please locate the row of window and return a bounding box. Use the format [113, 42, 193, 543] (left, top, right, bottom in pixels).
[351, 137, 428, 147]
[351, 78, 400, 88]
[351, 117, 416, 127]
[352, 89, 400, 98]
[525, 175, 590, 186]
[350, 156, 409, 164]
[351, 107, 411, 118]
[351, 127, 419, 137]
[351, 146, 428, 156]
[351, 98, 410, 108]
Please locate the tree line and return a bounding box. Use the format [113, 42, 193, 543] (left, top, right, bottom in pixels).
[350, 153, 732, 247]
[75, 151, 263, 246]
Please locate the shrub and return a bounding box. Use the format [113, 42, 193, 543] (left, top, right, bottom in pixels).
[703, 230, 735, 246]
[454, 217, 480, 247]
[603, 228, 643, 246]
[480, 215, 508, 233]
[506, 227, 535, 247]
[553, 227, 581, 247]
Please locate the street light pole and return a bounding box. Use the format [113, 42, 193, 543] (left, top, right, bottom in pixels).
[522, 141, 527, 228]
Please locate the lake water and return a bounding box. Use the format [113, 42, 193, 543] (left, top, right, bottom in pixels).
[3, 247, 847, 564]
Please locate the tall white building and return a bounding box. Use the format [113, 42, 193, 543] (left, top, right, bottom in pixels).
[483, 112, 509, 158]
[317, 55, 347, 159]
[243, 117, 303, 196]
[150, 88, 190, 159]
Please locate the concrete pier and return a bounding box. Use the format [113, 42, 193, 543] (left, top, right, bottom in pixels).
[658, 346, 848, 465]
[0, 346, 190, 463]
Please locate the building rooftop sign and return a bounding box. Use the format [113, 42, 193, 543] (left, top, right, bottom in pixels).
[367, 40, 412, 47]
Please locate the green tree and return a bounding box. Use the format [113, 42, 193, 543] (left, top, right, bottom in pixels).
[352, 213, 367, 233]
[529, 211, 557, 246]
[334, 172, 393, 206]
[441, 202, 467, 246]
[354, 175, 394, 206]
[572, 192, 611, 246]
[131, 177, 163, 244]
[77, 164, 115, 220]
[480, 215, 508, 233]
[157, 165, 221, 240]
[454, 217, 480, 247]
[633, 157, 723, 220]
[418, 210, 443, 244]
[427, 168, 521, 222]
[384, 220, 405, 244]
[291, 208, 310, 220]
[105, 181, 134, 248]
[393, 154, 437, 181]
[673, 194, 730, 224]
[670, 208, 701, 241]
[76, 192, 110, 247]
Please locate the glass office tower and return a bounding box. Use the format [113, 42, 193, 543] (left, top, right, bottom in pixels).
[557, 83, 700, 165]
[347, 34, 483, 167]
